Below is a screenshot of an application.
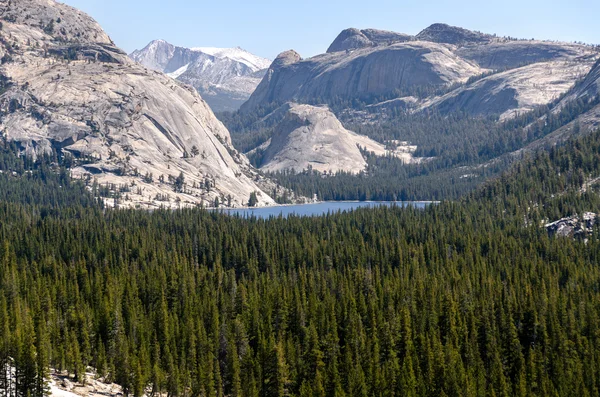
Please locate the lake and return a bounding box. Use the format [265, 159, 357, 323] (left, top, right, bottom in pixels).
[220, 201, 431, 219]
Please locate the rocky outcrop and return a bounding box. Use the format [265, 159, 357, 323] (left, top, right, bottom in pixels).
[456, 41, 595, 70]
[50, 369, 122, 397]
[517, 60, 600, 149]
[242, 42, 484, 112]
[242, 24, 596, 118]
[0, 0, 277, 208]
[130, 40, 271, 112]
[0, 0, 112, 45]
[545, 212, 597, 239]
[422, 59, 595, 119]
[257, 104, 421, 174]
[416, 23, 493, 46]
[560, 59, 600, 103]
[366, 96, 419, 111]
[327, 28, 413, 53]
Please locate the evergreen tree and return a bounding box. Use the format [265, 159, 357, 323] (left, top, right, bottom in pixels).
[248, 192, 259, 207]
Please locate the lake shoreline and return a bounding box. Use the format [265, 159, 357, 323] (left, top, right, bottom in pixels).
[218, 201, 435, 218]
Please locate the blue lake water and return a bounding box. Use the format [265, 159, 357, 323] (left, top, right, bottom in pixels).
[221, 201, 431, 219]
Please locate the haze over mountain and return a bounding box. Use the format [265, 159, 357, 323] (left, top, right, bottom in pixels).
[130, 40, 271, 112]
[0, 0, 279, 208]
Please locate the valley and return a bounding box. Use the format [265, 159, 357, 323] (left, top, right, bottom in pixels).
[0, 1, 600, 397]
[217, 25, 600, 203]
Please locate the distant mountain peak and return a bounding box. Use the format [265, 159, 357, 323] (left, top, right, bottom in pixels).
[188, 46, 271, 70]
[243, 21, 596, 119]
[147, 39, 169, 45]
[143, 39, 173, 50]
[325, 23, 495, 53]
[130, 41, 271, 112]
[0, 0, 277, 208]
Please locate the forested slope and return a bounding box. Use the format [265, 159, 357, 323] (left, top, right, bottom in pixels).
[220, 91, 600, 202]
[1, 131, 600, 396]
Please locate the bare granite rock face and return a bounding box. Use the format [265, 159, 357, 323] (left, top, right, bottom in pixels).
[130, 40, 271, 112]
[561, 59, 600, 103]
[0, 0, 277, 208]
[242, 24, 597, 119]
[456, 40, 595, 70]
[421, 59, 595, 119]
[242, 42, 484, 112]
[327, 28, 413, 53]
[0, 0, 112, 45]
[515, 60, 600, 150]
[415, 23, 493, 46]
[258, 103, 422, 174]
[545, 212, 597, 240]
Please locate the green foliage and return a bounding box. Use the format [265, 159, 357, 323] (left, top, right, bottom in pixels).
[220, 95, 600, 202]
[174, 171, 185, 193]
[267, 152, 508, 201]
[43, 20, 55, 35]
[2, 130, 600, 396]
[247, 191, 259, 207]
[472, 128, 600, 221]
[0, 142, 102, 209]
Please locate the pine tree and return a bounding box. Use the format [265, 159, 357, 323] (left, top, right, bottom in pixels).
[174, 172, 185, 193]
[35, 319, 50, 397]
[248, 192, 259, 207]
[0, 295, 12, 397]
[263, 341, 289, 397]
[15, 311, 37, 397]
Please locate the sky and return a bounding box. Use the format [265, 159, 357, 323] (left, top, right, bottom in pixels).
[61, 0, 600, 60]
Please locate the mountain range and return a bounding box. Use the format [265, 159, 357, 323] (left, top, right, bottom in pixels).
[3, 3, 600, 397]
[2, 0, 600, 207]
[230, 24, 600, 178]
[242, 23, 599, 121]
[130, 40, 270, 112]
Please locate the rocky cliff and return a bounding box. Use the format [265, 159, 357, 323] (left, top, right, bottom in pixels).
[415, 23, 493, 45]
[561, 59, 600, 103]
[421, 59, 595, 119]
[130, 40, 271, 112]
[242, 24, 597, 119]
[515, 60, 600, 149]
[257, 104, 422, 174]
[0, 0, 276, 208]
[545, 212, 597, 240]
[242, 41, 484, 112]
[327, 28, 413, 53]
[456, 40, 594, 70]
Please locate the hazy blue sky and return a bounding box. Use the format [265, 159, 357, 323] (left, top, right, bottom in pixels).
[61, 0, 599, 60]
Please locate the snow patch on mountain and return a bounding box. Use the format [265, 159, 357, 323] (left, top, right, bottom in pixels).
[0, 0, 280, 209]
[167, 63, 190, 79]
[190, 47, 272, 70]
[130, 41, 271, 111]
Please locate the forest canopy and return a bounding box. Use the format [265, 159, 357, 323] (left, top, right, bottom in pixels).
[0, 131, 600, 397]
